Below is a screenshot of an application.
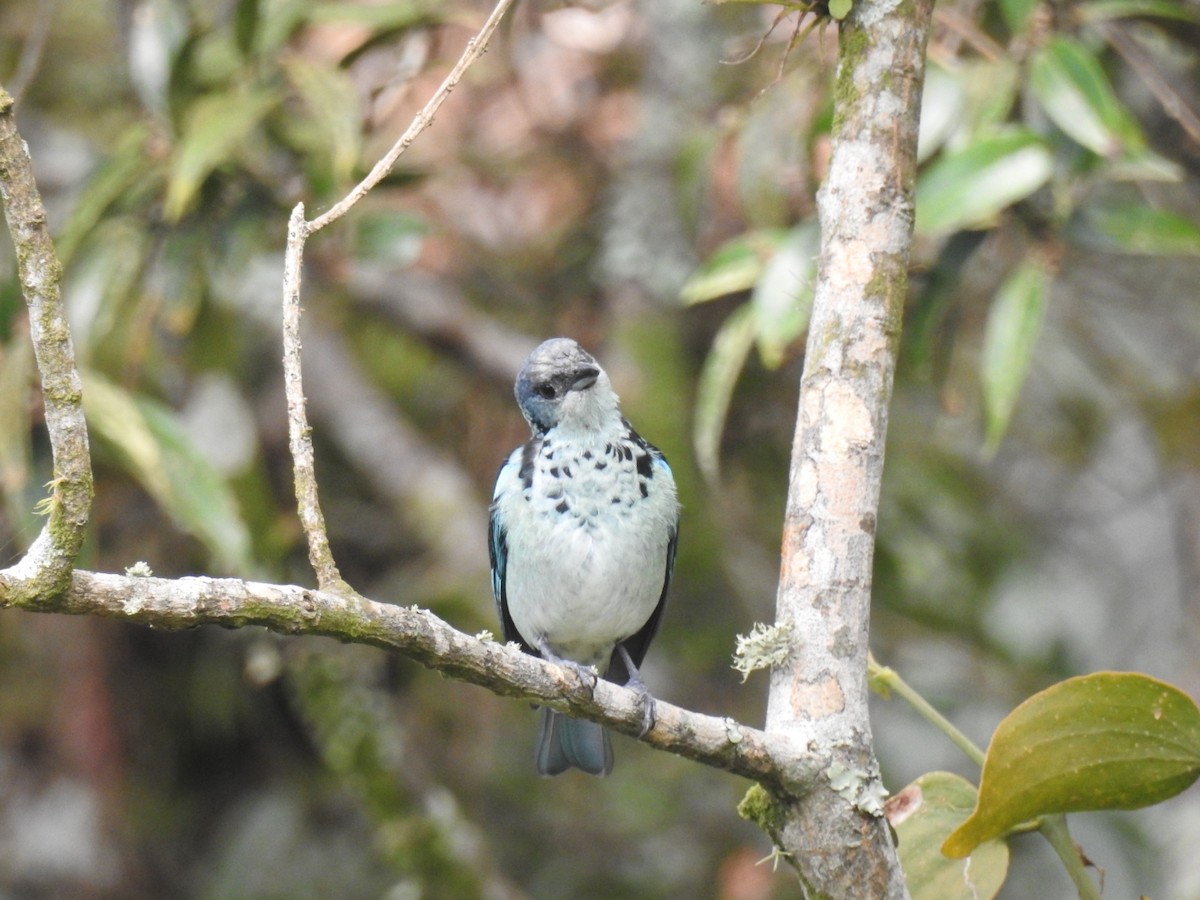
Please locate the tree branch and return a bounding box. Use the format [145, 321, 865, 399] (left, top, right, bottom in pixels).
[757, 1, 934, 895]
[303, 0, 516, 235]
[281, 203, 349, 593]
[0, 85, 93, 602]
[280, 0, 516, 592]
[0, 567, 820, 795]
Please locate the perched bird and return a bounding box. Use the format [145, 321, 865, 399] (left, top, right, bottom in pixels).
[489, 338, 680, 776]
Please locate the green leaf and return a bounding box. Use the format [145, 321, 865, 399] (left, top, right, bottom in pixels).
[752, 222, 818, 368]
[83, 372, 254, 573]
[282, 56, 363, 185]
[959, 60, 1021, 136]
[165, 86, 279, 221]
[1029, 37, 1144, 157]
[1078, 0, 1200, 23]
[680, 229, 787, 305]
[888, 773, 1009, 900]
[694, 304, 757, 484]
[256, 0, 315, 55]
[943, 672, 1200, 858]
[828, 0, 853, 19]
[1081, 202, 1200, 256]
[234, 0, 260, 56]
[998, 0, 1039, 31]
[915, 130, 1053, 236]
[981, 258, 1049, 451]
[917, 64, 965, 163]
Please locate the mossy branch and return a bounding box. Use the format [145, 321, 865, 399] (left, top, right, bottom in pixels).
[0, 567, 821, 794]
[0, 85, 93, 602]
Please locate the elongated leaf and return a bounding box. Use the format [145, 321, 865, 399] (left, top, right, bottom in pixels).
[235, 0, 260, 56]
[282, 56, 363, 185]
[944, 672, 1200, 858]
[915, 130, 1052, 236]
[981, 258, 1049, 451]
[917, 64, 965, 163]
[752, 222, 817, 368]
[960, 59, 1020, 136]
[680, 229, 787, 305]
[165, 86, 279, 221]
[1082, 202, 1200, 256]
[256, 0, 316, 56]
[1030, 37, 1143, 157]
[887, 773, 1009, 900]
[83, 372, 254, 573]
[694, 304, 757, 484]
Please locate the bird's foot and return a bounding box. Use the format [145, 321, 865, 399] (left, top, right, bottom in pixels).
[537, 639, 599, 694]
[628, 677, 657, 738]
[617, 646, 657, 737]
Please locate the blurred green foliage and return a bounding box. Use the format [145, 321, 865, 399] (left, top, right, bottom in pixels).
[2, 0, 1200, 898]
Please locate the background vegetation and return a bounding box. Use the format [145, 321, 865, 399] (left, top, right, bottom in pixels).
[1, 0, 1199, 897]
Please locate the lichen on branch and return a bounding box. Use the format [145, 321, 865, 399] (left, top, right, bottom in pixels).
[0, 85, 93, 602]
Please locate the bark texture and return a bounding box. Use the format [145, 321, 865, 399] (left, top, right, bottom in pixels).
[0, 87, 92, 601]
[760, 1, 935, 896]
[0, 568, 820, 792]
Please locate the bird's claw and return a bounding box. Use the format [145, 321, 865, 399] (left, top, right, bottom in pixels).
[564, 659, 599, 693]
[538, 639, 599, 695]
[625, 674, 657, 737]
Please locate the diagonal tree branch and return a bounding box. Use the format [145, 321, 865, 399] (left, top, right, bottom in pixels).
[0, 566, 821, 795]
[0, 86, 93, 603]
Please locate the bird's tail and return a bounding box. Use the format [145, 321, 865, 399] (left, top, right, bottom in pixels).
[536, 708, 613, 776]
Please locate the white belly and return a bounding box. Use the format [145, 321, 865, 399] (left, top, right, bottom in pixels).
[504, 510, 668, 669]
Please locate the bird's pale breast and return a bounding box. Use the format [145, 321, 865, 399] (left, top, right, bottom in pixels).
[496, 431, 676, 668]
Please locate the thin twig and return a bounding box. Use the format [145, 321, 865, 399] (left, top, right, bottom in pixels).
[306, 0, 517, 235]
[869, 655, 986, 767]
[0, 85, 93, 602]
[282, 204, 350, 593]
[1038, 814, 1103, 900]
[1103, 21, 1200, 147]
[280, 0, 517, 593]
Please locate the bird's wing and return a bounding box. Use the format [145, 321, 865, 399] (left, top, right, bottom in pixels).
[611, 447, 679, 682]
[489, 442, 538, 654]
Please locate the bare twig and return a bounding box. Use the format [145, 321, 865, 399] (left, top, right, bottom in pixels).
[281, 204, 350, 593]
[0, 567, 821, 795]
[280, 0, 516, 592]
[0, 85, 93, 603]
[307, 0, 517, 235]
[1103, 21, 1200, 148]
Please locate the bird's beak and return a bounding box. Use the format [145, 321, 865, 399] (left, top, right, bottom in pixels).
[571, 366, 600, 392]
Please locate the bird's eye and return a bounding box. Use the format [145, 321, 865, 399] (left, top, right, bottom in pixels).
[535, 383, 557, 400]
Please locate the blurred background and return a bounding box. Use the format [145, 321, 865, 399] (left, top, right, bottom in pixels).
[1, 0, 1199, 897]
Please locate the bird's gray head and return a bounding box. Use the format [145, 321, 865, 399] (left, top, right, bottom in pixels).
[515, 338, 619, 434]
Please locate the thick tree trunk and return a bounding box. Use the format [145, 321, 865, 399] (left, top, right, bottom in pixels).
[758, 1, 934, 896]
